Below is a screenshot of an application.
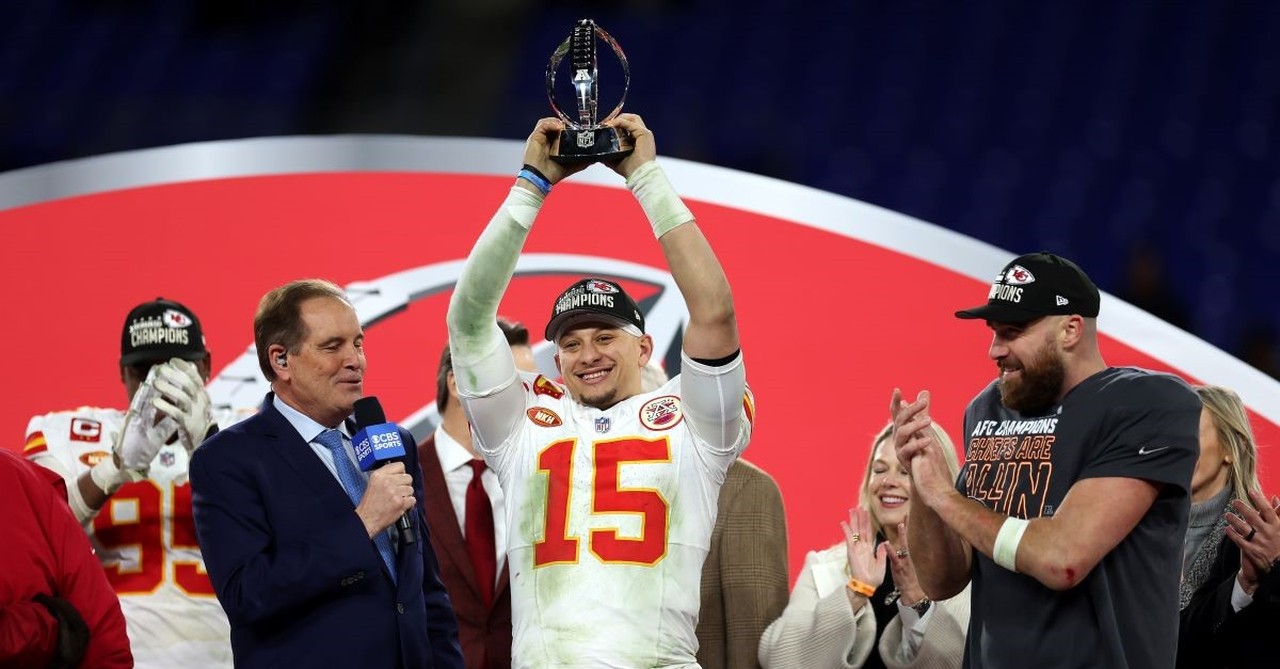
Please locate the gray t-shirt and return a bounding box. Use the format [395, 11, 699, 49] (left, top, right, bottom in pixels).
[958, 367, 1199, 669]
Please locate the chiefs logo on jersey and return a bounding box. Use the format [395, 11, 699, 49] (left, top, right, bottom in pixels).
[70, 417, 103, 442]
[639, 396, 684, 431]
[526, 407, 563, 427]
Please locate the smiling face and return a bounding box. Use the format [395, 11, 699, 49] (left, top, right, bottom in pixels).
[988, 317, 1067, 415]
[554, 323, 652, 410]
[865, 436, 912, 538]
[272, 296, 366, 427]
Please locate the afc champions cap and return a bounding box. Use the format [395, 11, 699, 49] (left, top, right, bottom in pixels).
[955, 252, 1101, 324]
[120, 297, 208, 366]
[545, 278, 646, 342]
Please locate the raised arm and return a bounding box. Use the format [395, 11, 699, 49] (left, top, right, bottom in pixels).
[447, 119, 588, 448]
[892, 390, 972, 599]
[606, 114, 739, 360]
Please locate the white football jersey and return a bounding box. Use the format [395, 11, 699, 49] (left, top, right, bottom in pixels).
[24, 404, 254, 669]
[468, 358, 754, 669]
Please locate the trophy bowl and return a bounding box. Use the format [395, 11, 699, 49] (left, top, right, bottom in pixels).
[546, 19, 633, 165]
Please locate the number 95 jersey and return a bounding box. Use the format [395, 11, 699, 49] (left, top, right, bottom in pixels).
[23, 405, 253, 669]
[468, 353, 754, 669]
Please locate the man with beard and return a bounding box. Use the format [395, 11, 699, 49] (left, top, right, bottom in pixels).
[892, 252, 1200, 669]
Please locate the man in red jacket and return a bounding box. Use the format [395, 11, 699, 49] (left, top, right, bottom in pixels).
[0, 448, 133, 668]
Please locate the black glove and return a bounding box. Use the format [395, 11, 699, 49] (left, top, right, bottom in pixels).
[32, 593, 90, 669]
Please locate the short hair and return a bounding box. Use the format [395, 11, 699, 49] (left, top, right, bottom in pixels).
[1196, 385, 1262, 511]
[437, 317, 531, 413]
[858, 420, 961, 540]
[254, 279, 349, 381]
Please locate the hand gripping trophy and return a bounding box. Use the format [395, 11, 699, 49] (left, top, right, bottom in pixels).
[546, 18, 634, 164]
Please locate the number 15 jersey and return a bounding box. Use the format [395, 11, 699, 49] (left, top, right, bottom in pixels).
[465, 353, 754, 669]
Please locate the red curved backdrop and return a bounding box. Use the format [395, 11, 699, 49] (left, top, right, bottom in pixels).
[4, 168, 1277, 577]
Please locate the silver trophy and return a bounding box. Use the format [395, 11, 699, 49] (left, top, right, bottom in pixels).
[546, 19, 633, 164]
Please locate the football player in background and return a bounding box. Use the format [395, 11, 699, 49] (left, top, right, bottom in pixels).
[24, 297, 248, 668]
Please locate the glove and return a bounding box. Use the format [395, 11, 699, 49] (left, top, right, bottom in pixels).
[151, 358, 214, 453]
[33, 593, 90, 669]
[113, 367, 180, 482]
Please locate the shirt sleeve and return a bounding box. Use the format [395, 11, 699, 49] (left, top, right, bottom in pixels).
[1078, 375, 1200, 494]
[454, 323, 527, 471]
[679, 351, 751, 459]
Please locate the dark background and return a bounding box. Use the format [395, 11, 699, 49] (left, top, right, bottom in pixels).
[4, 0, 1277, 375]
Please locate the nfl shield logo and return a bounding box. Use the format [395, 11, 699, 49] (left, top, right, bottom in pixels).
[594, 416, 612, 434]
[159, 451, 176, 467]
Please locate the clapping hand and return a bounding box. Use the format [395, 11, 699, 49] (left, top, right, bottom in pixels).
[887, 518, 928, 609]
[890, 388, 953, 509]
[1226, 489, 1280, 595]
[843, 506, 887, 593]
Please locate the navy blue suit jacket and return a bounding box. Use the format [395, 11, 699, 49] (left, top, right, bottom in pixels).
[190, 394, 463, 669]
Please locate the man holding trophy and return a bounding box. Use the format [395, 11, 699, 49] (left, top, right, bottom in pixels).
[445, 20, 754, 669]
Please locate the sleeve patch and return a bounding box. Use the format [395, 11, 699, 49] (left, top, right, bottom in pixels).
[23, 430, 48, 455]
[533, 374, 565, 400]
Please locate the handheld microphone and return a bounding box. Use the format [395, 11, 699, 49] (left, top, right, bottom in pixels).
[352, 396, 416, 545]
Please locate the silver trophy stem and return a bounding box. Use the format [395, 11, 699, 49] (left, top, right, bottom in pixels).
[544, 19, 634, 164]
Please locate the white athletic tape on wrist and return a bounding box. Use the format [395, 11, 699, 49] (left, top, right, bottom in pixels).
[993, 516, 1029, 572]
[67, 482, 100, 525]
[626, 161, 693, 239]
[504, 184, 544, 230]
[90, 457, 125, 495]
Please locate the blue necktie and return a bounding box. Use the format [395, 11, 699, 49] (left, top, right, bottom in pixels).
[315, 429, 398, 584]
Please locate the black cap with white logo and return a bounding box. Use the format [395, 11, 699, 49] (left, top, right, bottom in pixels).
[955, 252, 1100, 324]
[120, 297, 208, 366]
[544, 278, 645, 342]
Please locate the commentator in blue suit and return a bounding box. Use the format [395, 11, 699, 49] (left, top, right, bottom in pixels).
[191, 279, 463, 669]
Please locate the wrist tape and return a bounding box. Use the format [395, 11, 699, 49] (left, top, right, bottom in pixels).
[993, 517, 1029, 572]
[90, 458, 124, 495]
[626, 161, 693, 239]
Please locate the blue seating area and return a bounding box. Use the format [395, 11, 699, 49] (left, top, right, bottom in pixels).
[2, 0, 1277, 371]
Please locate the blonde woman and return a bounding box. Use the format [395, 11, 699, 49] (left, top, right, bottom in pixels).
[758, 423, 969, 669]
[1176, 385, 1280, 669]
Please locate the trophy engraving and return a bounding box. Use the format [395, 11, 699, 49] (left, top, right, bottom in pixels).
[546, 19, 633, 164]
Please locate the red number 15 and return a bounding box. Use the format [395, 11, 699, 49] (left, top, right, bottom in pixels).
[534, 437, 671, 567]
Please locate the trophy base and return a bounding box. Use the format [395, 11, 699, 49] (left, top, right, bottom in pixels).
[551, 126, 634, 164]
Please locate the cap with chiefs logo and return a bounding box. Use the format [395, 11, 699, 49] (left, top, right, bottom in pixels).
[955, 252, 1100, 324]
[545, 277, 646, 342]
[120, 297, 209, 366]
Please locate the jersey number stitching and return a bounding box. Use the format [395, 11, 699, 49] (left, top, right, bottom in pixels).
[534, 437, 671, 567]
[92, 481, 216, 596]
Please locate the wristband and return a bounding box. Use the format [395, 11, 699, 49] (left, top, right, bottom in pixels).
[993, 517, 1029, 572]
[517, 164, 552, 196]
[89, 457, 124, 495]
[846, 577, 877, 597]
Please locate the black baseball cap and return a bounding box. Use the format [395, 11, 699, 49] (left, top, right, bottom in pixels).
[955, 252, 1100, 324]
[120, 298, 208, 366]
[545, 278, 645, 342]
